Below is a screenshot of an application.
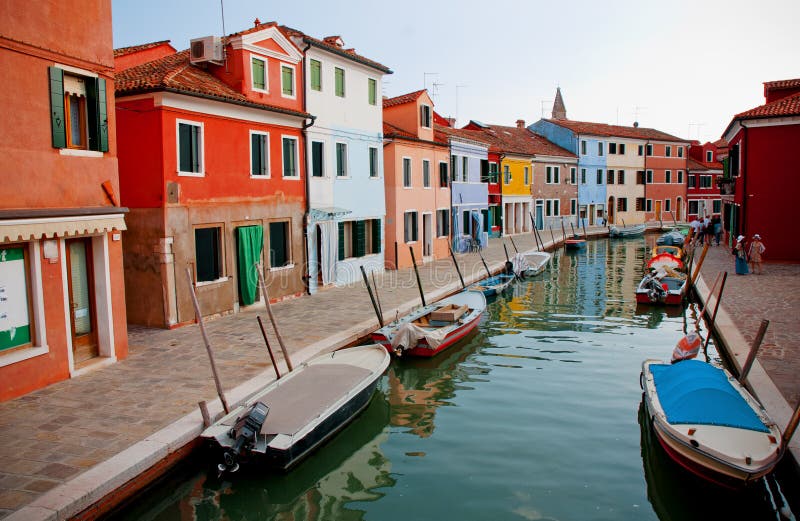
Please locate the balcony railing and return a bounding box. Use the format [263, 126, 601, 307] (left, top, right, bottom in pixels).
[717, 178, 735, 196]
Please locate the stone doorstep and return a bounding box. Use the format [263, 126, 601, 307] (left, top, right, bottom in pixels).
[694, 274, 800, 461]
[4, 234, 562, 521]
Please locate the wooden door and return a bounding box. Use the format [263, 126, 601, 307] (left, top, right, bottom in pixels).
[66, 238, 98, 364]
[655, 200, 662, 222]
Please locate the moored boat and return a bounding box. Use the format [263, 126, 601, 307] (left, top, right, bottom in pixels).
[514, 250, 552, 277]
[372, 290, 486, 357]
[564, 235, 586, 250]
[609, 223, 646, 238]
[635, 268, 687, 305]
[641, 359, 783, 487]
[467, 273, 515, 297]
[202, 344, 390, 472]
[656, 228, 686, 246]
[648, 246, 684, 272]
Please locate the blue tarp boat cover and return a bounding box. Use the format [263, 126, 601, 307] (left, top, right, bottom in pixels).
[650, 360, 769, 433]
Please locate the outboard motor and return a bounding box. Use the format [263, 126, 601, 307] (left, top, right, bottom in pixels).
[220, 402, 269, 473]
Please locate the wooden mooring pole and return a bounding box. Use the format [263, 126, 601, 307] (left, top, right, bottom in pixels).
[186, 268, 230, 414]
[448, 245, 466, 289]
[782, 402, 800, 447]
[703, 271, 728, 351]
[509, 236, 520, 254]
[529, 212, 541, 250]
[739, 319, 769, 385]
[549, 226, 556, 246]
[360, 265, 384, 327]
[477, 248, 492, 278]
[256, 266, 293, 371]
[257, 315, 282, 380]
[409, 246, 426, 307]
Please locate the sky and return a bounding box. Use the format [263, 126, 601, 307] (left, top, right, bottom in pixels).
[112, 0, 799, 143]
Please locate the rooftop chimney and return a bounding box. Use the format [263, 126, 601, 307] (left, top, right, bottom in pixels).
[254, 18, 261, 27]
[445, 117, 456, 127]
[516, 119, 526, 129]
[633, 121, 639, 128]
[323, 36, 344, 48]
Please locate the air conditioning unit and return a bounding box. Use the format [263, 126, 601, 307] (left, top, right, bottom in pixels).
[189, 36, 223, 64]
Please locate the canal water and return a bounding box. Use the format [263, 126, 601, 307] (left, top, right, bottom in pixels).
[109, 237, 798, 521]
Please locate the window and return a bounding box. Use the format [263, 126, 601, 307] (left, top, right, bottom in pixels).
[450, 155, 457, 182]
[677, 170, 683, 184]
[581, 140, 587, 155]
[251, 56, 266, 91]
[403, 157, 412, 187]
[337, 221, 376, 259]
[195, 226, 223, 282]
[688, 175, 696, 188]
[369, 219, 381, 254]
[713, 200, 721, 213]
[700, 175, 713, 188]
[596, 169, 604, 184]
[420, 104, 432, 128]
[310, 59, 321, 91]
[336, 143, 348, 177]
[269, 221, 290, 268]
[706, 150, 713, 162]
[677, 146, 683, 158]
[503, 164, 511, 184]
[598, 142, 604, 156]
[664, 199, 671, 212]
[335, 67, 345, 97]
[65, 89, 87, 149]
[646, 170, 654, 184]
[489, 162, 499, 183]
[554, 200, 560, 216]
[637, 170, 646, 185]
[688, 200, 699, 215]
[439, 161, 448, 187]
[369, 147, 378, 178]
[570, 198, 577, 215]
[546, 166, 560, 184]
[609, 143, 617, 154]
[282, 136, 298, 177]
[423, 159, 431, 187]
[338, 222, 351, 260]
[404, 211, 418, 242]
[368, 78, 377, 106]
[646, 144, 653, 156]
[619, 143, 626, 154]
[665, 145, 672, 157]
[570, 167, 576, 184]
[437, 209, 450, 237]
[607, 169, 615, 184]
[636, 197, 645, 211]
[617, 170, 625, 184]
[0, 245, 35, 352]
[581, 168, 586, 184]
[646, 199, 653, 212]
[250, 131, 269, 177]
[524, 166, 530, 185]
[281, 65, 295, 97]
[463, 157, 469, 182]
[178, 121, 203, 175]
[665, 170, 672, 183]
[638, 145, 644, 156]
[311, 141, 324, 177]
[545, 200, 552, 216]
[617, 198, 627, 212]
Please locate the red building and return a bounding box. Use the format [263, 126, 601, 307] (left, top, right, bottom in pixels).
[642, 141, 690, 223]
[115, 21, 312, 327]
[686, 141, 723, 221]
[721, 78, 800, 260]
[0, 0, 128, 400]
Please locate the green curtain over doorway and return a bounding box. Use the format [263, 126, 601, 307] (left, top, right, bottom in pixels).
[237, 225, 263, 306]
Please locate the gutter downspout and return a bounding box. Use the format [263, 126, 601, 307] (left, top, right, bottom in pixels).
[739, 122, 748, 239]
[301, 40, 315, 295]
[498, 152, 506, 236]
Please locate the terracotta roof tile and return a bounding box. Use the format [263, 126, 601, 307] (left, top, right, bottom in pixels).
[279, 25, 391, 74]
[383, 90, 426, 108]
[687, 158, 722, 171]
[764, 78, 800, 90]
[472, 124, 576, 158]
[383, 122, 447, 146]
[712, 138, 728, 148]
[734, 93, 800, 119]
[113, 40, 171, 57]
[115, 49, 310, 118]
[542, 119, 687, 142]
[434, 124, 491, 147]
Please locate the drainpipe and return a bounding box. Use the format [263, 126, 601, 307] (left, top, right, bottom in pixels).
[300, 40, 315, 294]
[498, 153, 506, 235]
[739, 122, 748, 238]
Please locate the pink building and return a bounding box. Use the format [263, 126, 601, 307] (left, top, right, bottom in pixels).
[383, 90, 451, 269]
[686, 141, 723, 221]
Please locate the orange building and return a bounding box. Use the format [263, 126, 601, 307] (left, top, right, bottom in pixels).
[115, 21, 312, 327]
[0, 0, 128, 400]
[642, 141, 690, 222]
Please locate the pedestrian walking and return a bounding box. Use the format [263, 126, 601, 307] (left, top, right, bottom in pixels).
[749, 234, 766, 274]
[712, 215, 722, 246]
[690, 218, 703, 245]
[734, 235, 749, 275]
[702, 214, 711, 245]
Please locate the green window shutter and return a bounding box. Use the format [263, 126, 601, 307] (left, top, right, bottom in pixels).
[354, 220, 366, 257]
[335, 67, 344, 97]
[281, 67, 293, 96]
[338, 222, 345, 260]
[368, 78, 376, 105]
[97, 78, 108, 151]
[49, 66, 66, 148]
[371, 219, 381, 254]
[86, 77, 108, 152]
[252, 58, 265, 90]
[310, 60, 321, 91]
[283, 138, 296, 176]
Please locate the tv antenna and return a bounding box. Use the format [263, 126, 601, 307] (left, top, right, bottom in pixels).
[431, 81, 445, 100]
[540, 100, 553, 118]
[424, 72, 438, 91]
[633, 106, 647, 124]
[687, 122, 705, 140]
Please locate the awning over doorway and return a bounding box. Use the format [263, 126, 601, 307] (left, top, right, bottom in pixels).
[0, 208, 127, 244]
[309, 206, 352, 222]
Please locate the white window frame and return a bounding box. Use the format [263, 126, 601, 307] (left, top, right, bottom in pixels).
[664, 199, 672, 212]
[646, 170, 654, 184]
[176, 119, 204, 177]
[310, 140, 326, 178]
[420, 104, 432, 128]
[281, 135, 300, 179]
[665, 170, 672, 183]
[402, 157, 412, 188]
[0, 241, 48, 368]
[280, 63, 296, 99]
[368, 146, 379, 178]
[422, 159, 431, 188]
[677, 170, 684, 184]
[646, 199, 653, 212]
[335, 142, 349, 178]
[463, 157, 470, 182]
[570, 167, 577, 185]
[598, 141, 604, 156]
[250, 54, 268, 93]
[570, 198, 577, 215]
[706, 150, 713, 162]
[436, 208, 450, 237]
[249, 130, 270, 179]
[665, 145, 672, 157]
[677, 146, 684, 158]
[404, 210, 419, 243]
[524, 166, 530, 185]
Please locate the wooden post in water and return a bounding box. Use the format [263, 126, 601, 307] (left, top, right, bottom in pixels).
[581, 219, 588, 239]
[509, 236, 520, 253]
[448, 245, 466, 289]
[698, 272, 722, 319]
[409, 246, 427, 307]
[503, 243, 510, 263]
[670, 210, 677, 226]
[560, 220, 567, 241]
[257, 315, 282, 380]
[477, 248, 492, 278]
[570, 223, 577, 238]
[782, 401, 800, 447]
[536, 226, 546, 250]
[371, 271, 383, 318]
[739, 319, 769, 384]
[256, 265, 293, 371]
[360, 265, 384, 327]
[199, 400, 212, 428]
[186, 268, 230, 414]
[703, 271, 728, 351]
[529, 212, 541, 250]
[549, 226, 556, 246]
